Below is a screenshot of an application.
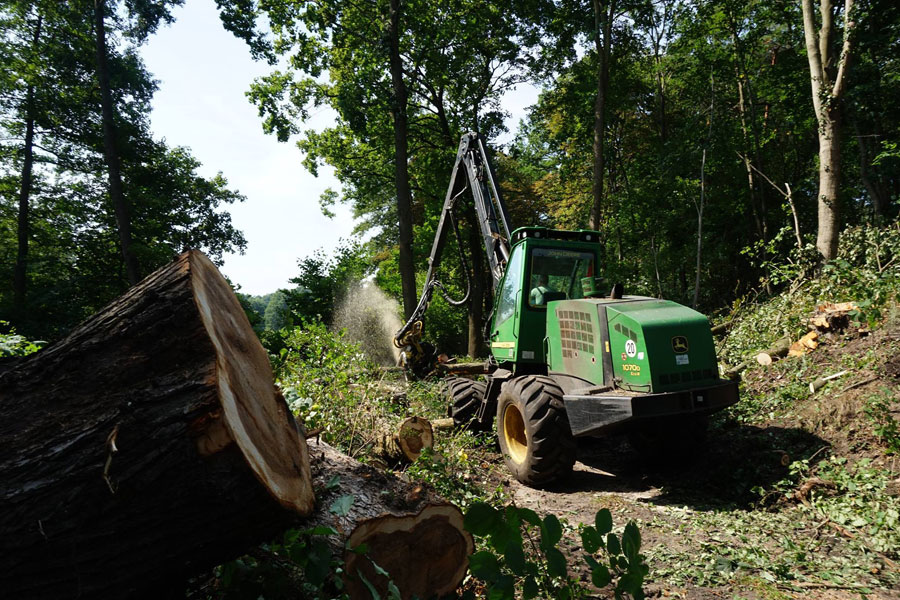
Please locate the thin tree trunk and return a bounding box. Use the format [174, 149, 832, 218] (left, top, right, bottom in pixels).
[853, 120, 885, 219]
[801, 0, 856, 261]
[590, 0, 615, 230]
[693, 149, 706, 309]
[388, 0, 417, 320]
[466, 214, 485, 358]
[14, 14, 42, 314]
[94, 0, 140, 286]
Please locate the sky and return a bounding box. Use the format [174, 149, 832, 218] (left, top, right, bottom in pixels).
[142, 0, 538, 296]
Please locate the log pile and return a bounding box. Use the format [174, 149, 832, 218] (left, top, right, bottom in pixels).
[0, 250, 472, 600]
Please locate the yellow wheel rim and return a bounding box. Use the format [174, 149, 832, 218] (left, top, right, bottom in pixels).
[502, 404, 528, 465]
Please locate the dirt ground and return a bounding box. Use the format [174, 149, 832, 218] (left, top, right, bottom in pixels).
[480, 321, 900, 600]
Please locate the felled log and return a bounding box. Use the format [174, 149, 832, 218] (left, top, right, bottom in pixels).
[372, 416, 434, 463]
[0, 250, 314, 599]
[725, 336, 792, 377]
[437, 361, 493, 376]
[306, 440, 473, 600]
[710, 320, 733, 336]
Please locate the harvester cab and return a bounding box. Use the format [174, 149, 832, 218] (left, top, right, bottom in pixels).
[394, 133, 739, 487]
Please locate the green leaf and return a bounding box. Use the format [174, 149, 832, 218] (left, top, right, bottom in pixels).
[469, 550, 502, 582]
[540, 514, 563, 550]
[302, 525, 339, 537]
[607, 533, 621, 555]
[622, 522, 641, 558]
[544, 546, 568, 579]
[465, 502, 502, 537]
[330, 494, 355, 516]
[581, 525, 603, 553]
[503, 540, 527, 576]
[518, 507, 542, 527]
[488, 574, 515, 600]
[595, 508, 613, 535]
[522, 575, 539, 599]
[357, 570, 381, 600]
[592, 563, 611, 587]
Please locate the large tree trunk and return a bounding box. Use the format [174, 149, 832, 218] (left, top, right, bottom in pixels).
[801, 0, 856, 261]
[13, 12, 42, 314]
[589, 0, 615, 231]
[306, 440, 473, 600]
[93, 0, 140, 285]
[0, 250, 314, 598]
[388, 0, 417, 320]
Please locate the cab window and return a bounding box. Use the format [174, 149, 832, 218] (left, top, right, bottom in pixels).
[495, 245, 524, 325]
[528, 247, 595, 308]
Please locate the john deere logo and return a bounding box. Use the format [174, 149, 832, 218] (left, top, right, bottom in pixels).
[672, 336, 689, 354]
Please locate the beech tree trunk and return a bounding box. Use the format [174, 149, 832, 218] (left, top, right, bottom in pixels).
[0, 250, 314, 598]
[306, 440, 473, 600]
[388, 0, 417, 320]
[801, 0, 856, 261]
[589, 0, 615, 231]
[94, 0, 140, 285]
[14, 13, 41, 314]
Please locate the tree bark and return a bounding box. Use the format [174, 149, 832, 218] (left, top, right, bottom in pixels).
[801, 0, 856, 261]
[94, 0, 140, 285]
[306, 440, 474, 600]
[589, 0, 615, 231]
[466, 207, 486, 358]
[14, 13, 41, 314]
[387, 0, 417, 320]
[0, 250, 314, 598]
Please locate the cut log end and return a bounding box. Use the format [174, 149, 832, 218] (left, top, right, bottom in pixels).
[188, 251, 314, 515]
[397, 416, 434, 461]
[343, 504, 473, 600]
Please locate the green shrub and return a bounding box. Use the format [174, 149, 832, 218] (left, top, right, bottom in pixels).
[0, 321, 43, 357]
[463, 503, 648, 600]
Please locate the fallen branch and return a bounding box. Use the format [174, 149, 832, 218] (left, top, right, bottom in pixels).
[809, 370, 849, 393]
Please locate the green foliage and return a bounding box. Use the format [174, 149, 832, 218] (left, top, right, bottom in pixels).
[284, 240, 371, 326]
[0, 320, 41, 356]
[864, 387, 900, 454]
[275, 321, 378, 450]
[263, 291, 292, 332]
[463, 503, 648, 599]
[213, 525, 349, 600]
[721, 223, 900, 366]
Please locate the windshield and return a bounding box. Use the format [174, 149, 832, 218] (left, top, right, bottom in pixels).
[528, 247, 595, 308]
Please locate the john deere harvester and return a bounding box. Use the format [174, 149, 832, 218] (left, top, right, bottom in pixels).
[394, 133, 739, 487]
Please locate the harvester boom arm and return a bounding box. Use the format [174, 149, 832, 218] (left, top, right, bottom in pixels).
[393, 132, 512, 358]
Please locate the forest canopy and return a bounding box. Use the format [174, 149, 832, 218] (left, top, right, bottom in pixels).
[1, 0, 897, 351]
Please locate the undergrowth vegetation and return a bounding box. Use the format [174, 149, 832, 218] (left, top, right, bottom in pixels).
[722, 223, 900, 364]
[201, 223, 900, 598]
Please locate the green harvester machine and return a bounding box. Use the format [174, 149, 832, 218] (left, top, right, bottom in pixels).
[394, 133, 739, 487]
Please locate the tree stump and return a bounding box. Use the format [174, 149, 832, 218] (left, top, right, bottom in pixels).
[0, 250, 314, 598]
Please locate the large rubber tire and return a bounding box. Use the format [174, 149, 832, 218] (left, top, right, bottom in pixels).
[496, 375, 576, 487]
[443, 377, 487, 428]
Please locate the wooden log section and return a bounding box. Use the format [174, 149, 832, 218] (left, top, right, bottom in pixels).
[307, 440, 473, 600]
[0, 250, 314, 598]
[373, 416, 434, 463]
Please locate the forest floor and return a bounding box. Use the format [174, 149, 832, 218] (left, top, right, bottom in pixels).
[434, 314, 900, 599]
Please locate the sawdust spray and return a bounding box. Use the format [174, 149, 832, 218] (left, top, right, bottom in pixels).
[332, 282, 402, 366]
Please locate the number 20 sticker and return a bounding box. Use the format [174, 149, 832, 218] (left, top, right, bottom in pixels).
[625, 339, 637, 358]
